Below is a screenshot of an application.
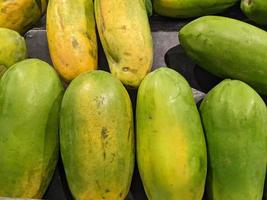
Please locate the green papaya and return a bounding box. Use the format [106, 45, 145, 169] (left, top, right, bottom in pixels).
[0, 28, 27, 77]
[153, 0, 238, 18]
[95, 0, 153, 88]
[0, 0, 47, 34]
[137, 67, 207, 200]
[0, 59, 63, 198]
[145, 0, 153, 16]
[200, 79, 267, 200]
[60, 71, 134, 200]
[241, 0, 267, 25]
[179, 16, 267, 95]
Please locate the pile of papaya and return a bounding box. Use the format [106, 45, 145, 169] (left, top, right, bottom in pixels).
[0, 0, 267, 200]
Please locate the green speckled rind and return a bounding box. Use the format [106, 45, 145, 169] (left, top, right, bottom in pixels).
[137, 68, 207, 200]
[153, 0, 238, 18]
[0, 59, 63, 198]
[241, 0, 267, 25]
[179, 16, 267, 95]
[0, 28, 27, 69]
[200, 79, 267, 200]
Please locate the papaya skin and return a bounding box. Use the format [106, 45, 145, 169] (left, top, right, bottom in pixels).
[200, 80, 267, 200]
[153, 0, 238, 18]
[137, 68, 207, 200]
[145, 0, 153, 16]
[0, 28, 27, 77]
[241, 0, 267, 25]
[95, 0, 153, 88]
[0, 59, 63, 198]
[46, 0, 98, 82]
[179, 16, 267, 95]
[0, 0, 47, 34]
[60, 71, 134, 200]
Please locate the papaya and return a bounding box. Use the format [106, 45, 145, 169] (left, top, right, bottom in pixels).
[153, 0, 238, 18]
[47, 0, 98, 82]
[179, 16, 267, 95]
[60, 70, 134, 200]
[200, 79, 267, 200]
[145, 0, 153, 16]
[241, 0, 267, 25]
[136, 67, 207, 200]
[95, 0, 153, 88]
[0, 28, 27, 77]
[0, 59, 63, 198]
[0, 0, 47, 34]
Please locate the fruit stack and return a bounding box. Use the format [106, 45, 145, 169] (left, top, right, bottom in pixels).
[0, 0, 267, 200]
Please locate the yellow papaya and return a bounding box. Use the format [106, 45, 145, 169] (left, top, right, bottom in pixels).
[47, 0, 98, 82]
[0, 0, 47, 34]
[60, 71, 134, 200]
[95, 0, 153, 88]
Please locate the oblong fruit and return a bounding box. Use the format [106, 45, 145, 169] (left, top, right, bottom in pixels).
[241, 0, 267, 25]
[47, 0, 98, 82]
[60, 71, 134, 200]
[153, 0, 238, 18]
[0, 0, 47, 34]
[95, 0, 153, 88]
[0, 28, 27, 77]
[0, 59, 63, 198]
[179, 16, 267, 95]
[200, 79, 267, 200]
[137, 67, 207, 200]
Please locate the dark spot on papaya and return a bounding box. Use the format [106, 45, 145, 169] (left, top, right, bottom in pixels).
[72, 37, 79, 49]
[120, 25, 127, 30]
[131, 68, 138, 74]
[103, 151, 106, 159]
[105, 189, 110, 193]
[245, 0, 252, 5]
[101, 127, 108, 140]
[148, 115, 152, 120]
[110, 153, 116, 163]
[85, 32, 94, 44]
[119, 192, 123, 197]
[95, 180, 101, 189]
[89, 49, 96, 59]
[123, 67, 129, 72]
[139, 57, 143, 61]
[124, 52, 131, 56]
[1, 8, 6, 13]
[94, 96, 105, 108]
